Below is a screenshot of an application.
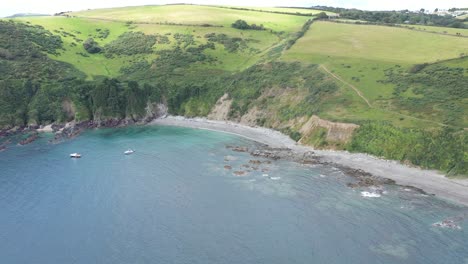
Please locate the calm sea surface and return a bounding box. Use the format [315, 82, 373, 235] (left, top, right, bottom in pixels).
[0, 126, 467, 264]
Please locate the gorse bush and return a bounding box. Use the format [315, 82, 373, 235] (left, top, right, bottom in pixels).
[231, 20, 265, 30]
[348, 122, 467, 175]
[83, 38, 101, 54]
[104, 32, 157, 56]
[383, 61, 468, 127]
[204, 33, 247, 53]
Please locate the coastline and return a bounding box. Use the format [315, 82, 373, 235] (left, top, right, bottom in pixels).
[151, 116, 468, 207]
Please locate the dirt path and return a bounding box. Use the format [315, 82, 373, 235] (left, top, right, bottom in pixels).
[319, 64, 372, 107]
[319, 64, 447, 127]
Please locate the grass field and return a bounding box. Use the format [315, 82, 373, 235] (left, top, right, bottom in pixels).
[282, 21, 468, 127]
[283, 22, 468, 64]
[220, 6, 336, 16]
[71, 5, 311, 33]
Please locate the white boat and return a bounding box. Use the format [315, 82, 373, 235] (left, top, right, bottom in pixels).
[124, 149, 135, 155]
[70, 153, 81, 158]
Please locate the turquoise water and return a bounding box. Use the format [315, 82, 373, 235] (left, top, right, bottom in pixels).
[0, 126, 467, 264]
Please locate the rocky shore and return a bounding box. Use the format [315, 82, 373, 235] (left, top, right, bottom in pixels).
[0, 118, 143, 146]
[152, 116, 468, 207]
[2, 114, 467, 206]
[226, 143, 398, 190]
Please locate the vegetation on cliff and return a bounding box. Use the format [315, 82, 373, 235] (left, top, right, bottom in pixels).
[0, 5, 466, 175]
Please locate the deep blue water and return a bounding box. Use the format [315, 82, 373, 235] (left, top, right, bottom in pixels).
[0, 126, 467, 264]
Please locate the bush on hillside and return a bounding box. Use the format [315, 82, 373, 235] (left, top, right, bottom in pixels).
[348, 122, 467, 175]
[204, 33, 247, 53]
[231, 20, 265, 30]
[104, 32, 156, 56]
[83, 38, 101, 54]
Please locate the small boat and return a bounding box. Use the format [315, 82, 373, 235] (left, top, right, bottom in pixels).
[70, 153, 81, 158]
[124, 149, 135, 155]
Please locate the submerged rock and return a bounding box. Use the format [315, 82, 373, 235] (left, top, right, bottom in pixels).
[224, 165, 232, 170]
[432, 219, 462, 230]
[233, 171, 246, 176]
[18, 132, 38, 145]
[226, 145, 249, 152]
[342, 167, 395, 188]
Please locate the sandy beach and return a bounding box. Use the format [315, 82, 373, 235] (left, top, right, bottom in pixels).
[152, 116, 468, 207]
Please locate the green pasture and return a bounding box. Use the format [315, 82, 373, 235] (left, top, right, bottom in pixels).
[70, 5, 311, 33]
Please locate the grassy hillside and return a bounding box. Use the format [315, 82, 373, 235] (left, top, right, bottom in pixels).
[218, 6, 336, 16]
[71, 5, 311, 32]
[1, 5, 466, 175]
[16, 5, 310, 77]
[282, 21, 468, 128]
[283, 21, 467, 64]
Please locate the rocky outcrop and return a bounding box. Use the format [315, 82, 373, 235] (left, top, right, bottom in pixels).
[62, 99, 76, 121]
[145, 102, 168, 122]
[299, 115, 359, 145]
[240, 106, 261, 126]
[208, 93, 232, 121]
[19, 132, 39, 145]
[49, 102, 169, 143]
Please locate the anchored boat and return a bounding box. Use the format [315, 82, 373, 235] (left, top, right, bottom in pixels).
[124, 149, 135, 155]
[70, 153, 81, 158]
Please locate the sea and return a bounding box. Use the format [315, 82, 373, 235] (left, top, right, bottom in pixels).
[0, 125, 467, 264]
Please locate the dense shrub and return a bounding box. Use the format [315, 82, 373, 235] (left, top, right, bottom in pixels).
[204, 33, 247, 53]
[83, 38, 101, 54]
[104, 32, 156, 56]
[383, 61, 467, 127]
[231, 20, 265, 30]
[348, 122, 467, 175]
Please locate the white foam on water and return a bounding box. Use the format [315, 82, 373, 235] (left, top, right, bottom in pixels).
[361, 191, 382, 198]
[269, 177, 281, 180]
[432, 220, 462, 230]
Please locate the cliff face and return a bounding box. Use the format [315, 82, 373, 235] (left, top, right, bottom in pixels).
[208, 92, 359, 149]
[207, 93, 232, 121]
[298, 115, 359, 144]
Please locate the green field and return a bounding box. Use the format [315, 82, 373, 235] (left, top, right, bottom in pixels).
[282, 21, 468, 127]
[283, 21, 468, 64]
[71, 5, 310, 32]
[220, 6, 336, 16]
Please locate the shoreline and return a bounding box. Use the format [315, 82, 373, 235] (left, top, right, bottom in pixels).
[151, 116, 468, 207]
